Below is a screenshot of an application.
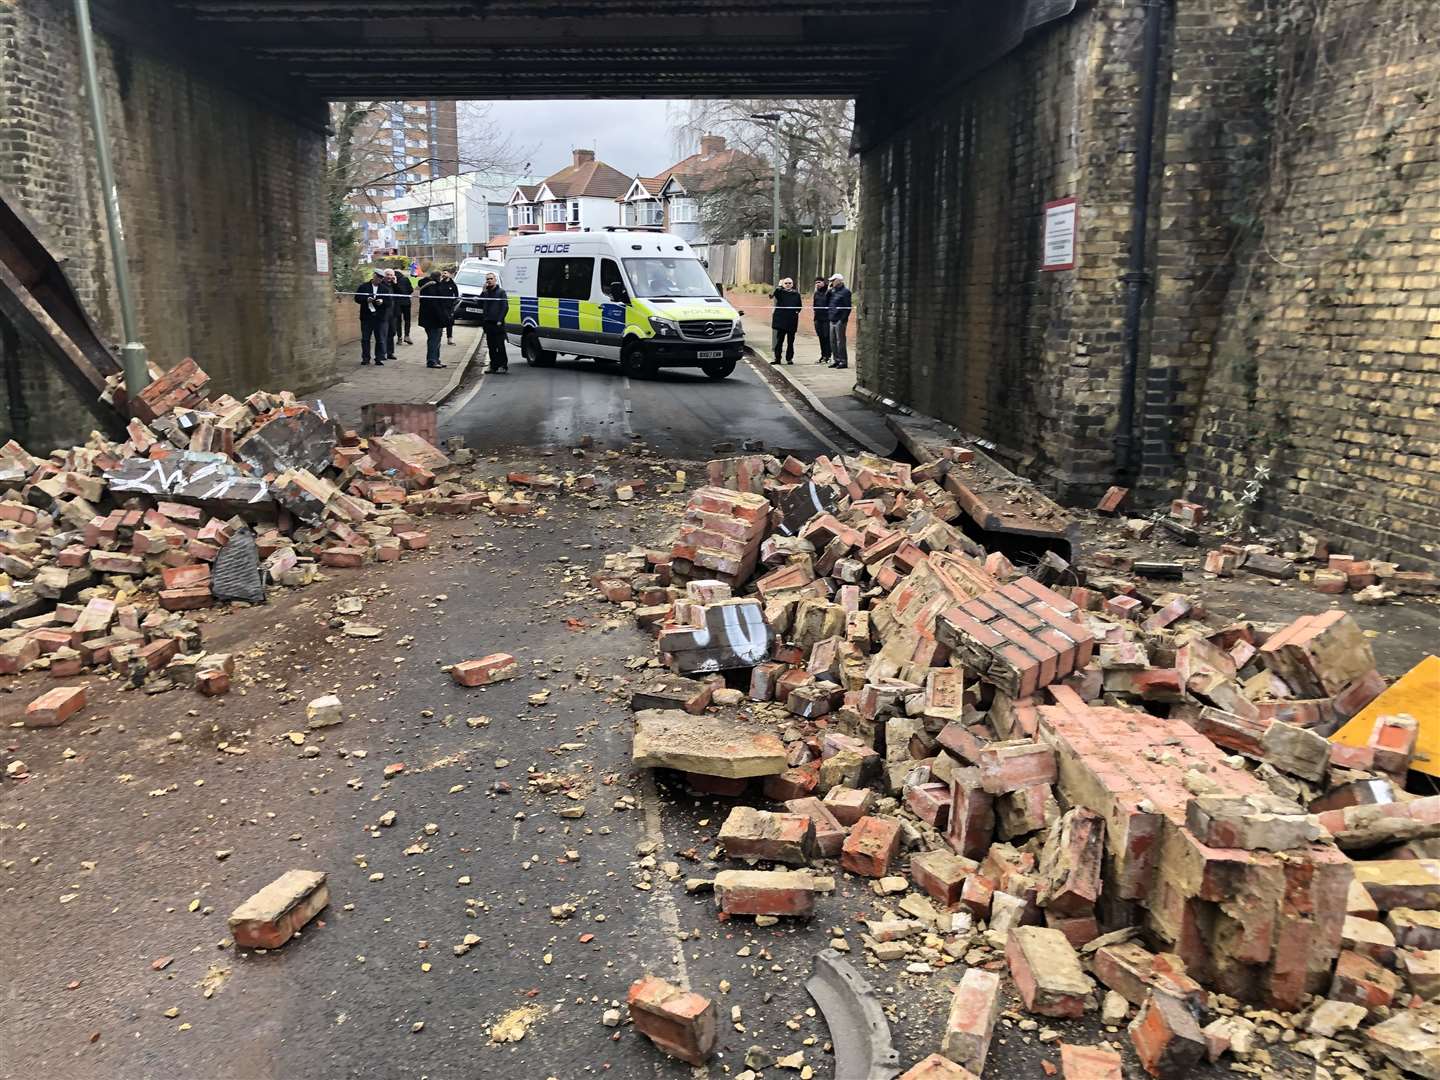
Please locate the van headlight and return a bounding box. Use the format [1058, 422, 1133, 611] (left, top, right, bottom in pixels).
[732, 321, 744, 339]
[649, 317, 678, 338]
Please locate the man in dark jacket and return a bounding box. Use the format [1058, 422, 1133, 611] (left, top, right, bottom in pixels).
[417, 271, 450, 369]
[439, 270, 460, 344]
[811, 277, 832, 365]
[826, 273, 852, 370]
[355, 270, 389, 366]
[389, 266, 415, 347]
[770, 277, 800, 365]
[477, 271, 509, 373]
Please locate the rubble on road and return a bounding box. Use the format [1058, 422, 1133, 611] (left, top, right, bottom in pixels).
[0, 357, 493, 710]
[598, 444, 1440, 1075]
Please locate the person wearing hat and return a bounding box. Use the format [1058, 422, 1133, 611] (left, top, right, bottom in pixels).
[770, 277, 800, 365]
[826, 273, 852, 369]
[811, 277, 832, 365]
[354, 269, 390, 367]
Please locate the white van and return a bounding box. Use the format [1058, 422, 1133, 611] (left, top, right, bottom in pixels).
[452, 259, 507, 322]
[501, 230, 743, 379]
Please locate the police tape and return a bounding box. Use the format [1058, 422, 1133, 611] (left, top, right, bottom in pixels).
[335, 289, 852, 316]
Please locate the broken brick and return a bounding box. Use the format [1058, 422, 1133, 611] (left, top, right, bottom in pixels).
[228, 869, 328, 950]
[24, 684, 87, 728]
[841, 816, 903, 878]
[451, 653, 520, 687]
[626, 975, 717, 1066]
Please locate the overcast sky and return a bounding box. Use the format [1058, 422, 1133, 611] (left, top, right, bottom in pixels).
[462, 99, 695, 180]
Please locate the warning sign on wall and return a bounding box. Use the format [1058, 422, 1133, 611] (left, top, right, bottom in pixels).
[1042, 198, 1077, 271]
[314, 238, 330, 274]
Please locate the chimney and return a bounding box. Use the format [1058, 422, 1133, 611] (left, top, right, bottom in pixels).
[572, 148, 595, 167]
[699, 134, 726, 156]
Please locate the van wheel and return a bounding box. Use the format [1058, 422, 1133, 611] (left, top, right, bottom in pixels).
[702, 361, 736, 380]
[620, 340, 654, 379]
[523, 332, 555, 367]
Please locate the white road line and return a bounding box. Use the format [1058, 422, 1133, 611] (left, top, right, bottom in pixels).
[621, 375, 635, 441]
[742, 355, 845, 455]
[638, 770, 710, 1079]
[440, 364, 489, 416]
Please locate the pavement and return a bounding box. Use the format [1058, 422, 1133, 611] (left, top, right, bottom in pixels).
[321, 322, 483, 430]
[727, 290, 897, 456]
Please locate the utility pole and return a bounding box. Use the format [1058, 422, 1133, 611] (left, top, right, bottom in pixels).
[73, 0, 149, 398]
[750, 112, 783, 284]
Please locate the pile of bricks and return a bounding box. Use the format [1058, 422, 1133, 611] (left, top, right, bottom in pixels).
[0, 358, 499, 713]
[598, 445, 1436, 1076]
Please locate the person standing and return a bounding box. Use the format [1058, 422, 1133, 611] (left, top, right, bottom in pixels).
[770, 277, 800, 365]
[355, 270, 389, 367]
[811, 277, 832, 365]
[477, 271, 509, 373]
[389, 267, 415, 346]
[826, 273, 852, 370]
[439, 269, 460, 345]
[380, 270, 400, 359]
[417, 270, 450, 369]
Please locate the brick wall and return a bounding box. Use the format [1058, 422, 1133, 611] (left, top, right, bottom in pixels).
[857, 0, 1440, 571]
[0, 0, 338, 452]
[855, 5, 1147, 502]
[1174, 0, 1440, 571]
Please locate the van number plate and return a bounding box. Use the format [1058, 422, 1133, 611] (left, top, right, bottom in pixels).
[697, 350, 723, 359]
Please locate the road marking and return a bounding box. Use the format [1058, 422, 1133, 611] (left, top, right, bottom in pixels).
[440, 363, 489, 416]
[742, 356, 845, 455]
[621, 375, 635, 441]
[638, 770, 710, 1079]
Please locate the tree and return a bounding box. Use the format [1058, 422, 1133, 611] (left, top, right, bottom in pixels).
[670, 99, 857, 244]
[326, 101, 529, 287]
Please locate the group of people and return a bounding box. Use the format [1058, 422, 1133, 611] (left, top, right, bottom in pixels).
[768, 272, 853, 369]
[354, 267, 460, 369]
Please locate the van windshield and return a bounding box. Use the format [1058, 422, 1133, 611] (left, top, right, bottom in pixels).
[623, 258, 715, 298]
[455, 269, 490, 286]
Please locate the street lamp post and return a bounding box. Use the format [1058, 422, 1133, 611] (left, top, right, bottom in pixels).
[750, 112, 783, 285]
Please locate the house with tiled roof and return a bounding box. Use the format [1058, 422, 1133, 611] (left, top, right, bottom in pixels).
[506, 150, 629, 234]
[618, 135, 765, 253]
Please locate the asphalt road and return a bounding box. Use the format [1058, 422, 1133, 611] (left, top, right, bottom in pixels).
[439, 342, 841, 459]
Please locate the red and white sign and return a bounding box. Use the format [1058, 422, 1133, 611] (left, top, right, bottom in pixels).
[388, 211, 410, 226]
[1041, 197, 1077, 271]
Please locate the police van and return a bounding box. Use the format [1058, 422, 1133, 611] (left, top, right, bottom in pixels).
[502, 230, 743, 379]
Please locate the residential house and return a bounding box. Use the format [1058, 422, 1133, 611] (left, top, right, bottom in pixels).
[506, 149, 629, 234]
[617, 135, 762, 259]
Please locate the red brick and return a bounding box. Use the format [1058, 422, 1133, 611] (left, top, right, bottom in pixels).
[1060, 1044, 1122, 1080]
[196, 669, 231, 696]
[1006, 926, 1091, 1017]
[397, 530, 430, 550]
[0, 634, 41, 675]
[1128, 991, 1204, 1079]
[160, 586, 213, 611]
[911, 849, 978, 909]
[626, 975, 717, 1066]
[1096, 486, 1128, 514]
[899, 1055, 977, 1079]
[451, 653, 520, 686]
[907, 782, 952, 831]
[25, 684, 87, 728]
[946, 770, 996, 861]
[719, 807, 815, 866]
[977, 741, 1057, 794]
[841, 816, 903, 877]
[941, 968, 1001, 1073]
[1328, 949, 1401, 1010]
[783, 796, 847, 858]
[228, 869, 328, 951]
[823, 785, 873, 826]
[1105, 595, 1143, 620]
[713, 868, 816, 917]
[764, 767, 818, 802]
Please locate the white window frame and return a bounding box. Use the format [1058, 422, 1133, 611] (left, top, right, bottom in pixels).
[669, 196, 698, 224]
[569, 199, 581, 225]
[544, 201, 567, 224]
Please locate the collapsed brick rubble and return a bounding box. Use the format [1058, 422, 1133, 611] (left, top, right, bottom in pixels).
[0, 357, 493, 720]
[601, 448, 1440, 1077]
